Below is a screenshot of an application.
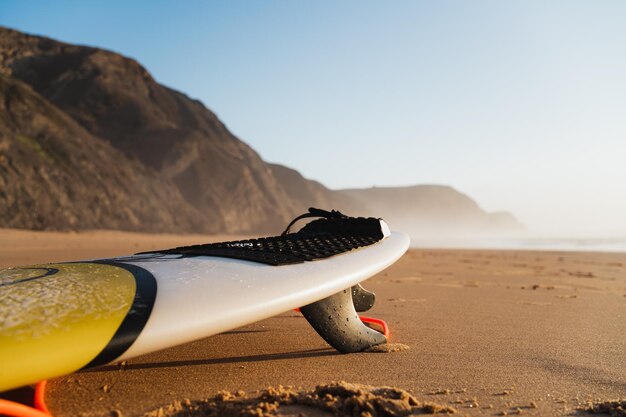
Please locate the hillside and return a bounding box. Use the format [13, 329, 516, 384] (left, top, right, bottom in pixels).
[0, 26, 297, 233]
[0, 73, 208, 232]
[267, 164, 358, 213]
[0, 26, 522, 235]
[340, 186, 523, 236]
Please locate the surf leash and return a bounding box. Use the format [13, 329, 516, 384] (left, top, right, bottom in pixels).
[0, 381, 51, 417]
[280, 207, 347, 236]
[359, 316, 390, 338]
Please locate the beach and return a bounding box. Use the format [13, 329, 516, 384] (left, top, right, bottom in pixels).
[1, 229, 625, 416]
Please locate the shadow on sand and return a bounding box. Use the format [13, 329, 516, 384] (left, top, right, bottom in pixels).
[83, 347, 338, 373]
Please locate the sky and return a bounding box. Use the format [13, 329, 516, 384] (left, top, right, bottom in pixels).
[1, 1, 625, 235]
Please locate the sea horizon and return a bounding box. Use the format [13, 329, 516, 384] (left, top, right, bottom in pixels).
[410, 234, 626, 253]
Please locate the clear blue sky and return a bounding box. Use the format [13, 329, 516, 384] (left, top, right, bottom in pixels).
[1, 1, 625, 234]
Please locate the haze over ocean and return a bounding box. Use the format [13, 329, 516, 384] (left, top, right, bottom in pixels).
[1, 1, 625, 236]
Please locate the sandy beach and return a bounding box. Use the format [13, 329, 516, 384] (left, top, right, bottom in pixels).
[1, 229, 625, 416]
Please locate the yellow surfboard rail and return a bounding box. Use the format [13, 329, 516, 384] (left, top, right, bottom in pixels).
[0, 263, 137, 391]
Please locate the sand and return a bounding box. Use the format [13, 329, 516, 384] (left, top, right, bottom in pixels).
[1, 229, 625, 416]
[142, 381, 458, 416]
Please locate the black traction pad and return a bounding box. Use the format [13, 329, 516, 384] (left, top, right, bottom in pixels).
[142, 216, 385, 266]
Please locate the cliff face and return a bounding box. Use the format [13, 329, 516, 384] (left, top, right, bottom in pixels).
[0, 26, 522, 235]
[267, 164, 359, 214]
[0, 27, 300, 233]
[0, 74, 207, 232]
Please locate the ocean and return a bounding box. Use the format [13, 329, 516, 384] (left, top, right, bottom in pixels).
[409, 236, 626, 253]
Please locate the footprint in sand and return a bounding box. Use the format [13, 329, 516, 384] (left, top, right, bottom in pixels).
[520, 301, 552, 306]
[392, 276, 423, 283]
[387, 297, 427, 303]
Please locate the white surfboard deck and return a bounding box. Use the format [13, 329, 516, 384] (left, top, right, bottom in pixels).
[119, 231, 409, 360]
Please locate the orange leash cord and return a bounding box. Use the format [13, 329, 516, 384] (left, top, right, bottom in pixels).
[358, 316, 390, 338]
[33, 381, 50, 415]
[0, 381, 51, 417]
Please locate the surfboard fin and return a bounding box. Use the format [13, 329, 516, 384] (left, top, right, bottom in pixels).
[352, 284, 375, 312]
[300, 288, 387, 353]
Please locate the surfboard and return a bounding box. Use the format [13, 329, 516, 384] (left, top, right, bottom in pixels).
[0, 208, 410, 392]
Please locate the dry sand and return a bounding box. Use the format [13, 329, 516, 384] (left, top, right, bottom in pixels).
[1, 229, 625, 416]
